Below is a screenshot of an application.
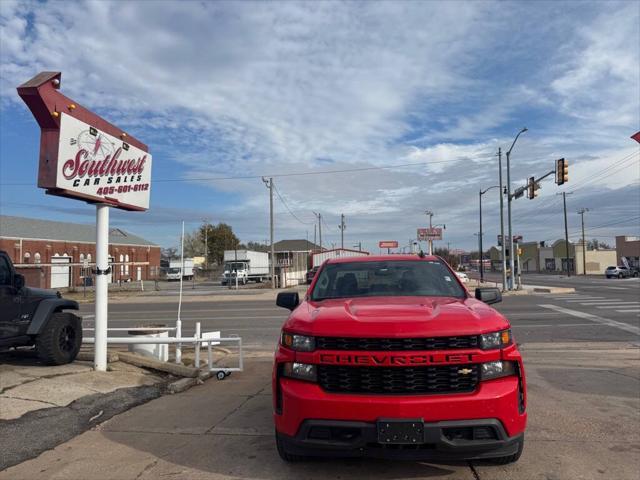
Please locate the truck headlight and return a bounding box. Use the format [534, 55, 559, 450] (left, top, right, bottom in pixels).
[282, 362, 317, 382]
[479, 329, 512, 350]
[281, 332, 316, 352]
[481, 361, 516, 380]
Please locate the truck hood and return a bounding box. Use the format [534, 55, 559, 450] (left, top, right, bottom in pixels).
[285, 296, 509, 338]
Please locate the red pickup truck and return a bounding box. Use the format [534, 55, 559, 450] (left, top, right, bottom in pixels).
[273, 254, 526, 463]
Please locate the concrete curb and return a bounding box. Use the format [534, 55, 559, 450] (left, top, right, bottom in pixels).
[0, 385, 162, 471]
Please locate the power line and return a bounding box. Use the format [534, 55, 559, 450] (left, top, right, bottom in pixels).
[0, 156, 496, 187]
[272, 184, 315, 226]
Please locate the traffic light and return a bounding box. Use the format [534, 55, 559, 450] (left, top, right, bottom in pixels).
[556, 158, 568, 185]
[527, 176, 539, 199]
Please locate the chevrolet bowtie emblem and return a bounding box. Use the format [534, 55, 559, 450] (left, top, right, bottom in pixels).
[458, 368, 473, 375]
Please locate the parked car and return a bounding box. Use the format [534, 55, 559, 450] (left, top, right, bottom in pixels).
[0, 250, 82, 365]
[274, 255, 526, 464]
[305, 266, 319, 284]
[605, 266, 632, 279]
[455, 271, 469, 283]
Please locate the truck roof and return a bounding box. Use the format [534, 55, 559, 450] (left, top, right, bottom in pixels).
[326, 254, 439, 264]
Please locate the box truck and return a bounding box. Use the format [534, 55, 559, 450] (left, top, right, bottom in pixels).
[166, 258, 194, 281]
[221, 250, 270, 285]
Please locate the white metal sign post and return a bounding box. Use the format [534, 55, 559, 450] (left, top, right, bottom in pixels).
[94, 205, 110, 370]
[18, 72, 152, 372]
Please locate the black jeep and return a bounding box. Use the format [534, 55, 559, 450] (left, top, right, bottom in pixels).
[0, 250, 82, 365]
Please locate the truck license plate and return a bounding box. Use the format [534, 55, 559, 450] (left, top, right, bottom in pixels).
[377, 419, 424, 444]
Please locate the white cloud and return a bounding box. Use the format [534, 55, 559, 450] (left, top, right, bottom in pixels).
[0, 0, 638, 250]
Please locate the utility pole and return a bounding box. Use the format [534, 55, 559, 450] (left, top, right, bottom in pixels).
[578, 208, 589, 275]
[262, 177, 275, 289]
[479, 185, 499, 284]
[313, 212, 322, 252]
[353, 242, 362, 252]
[498, 148, 506, 292]
[313, 223, 317, 251]
[339, 214, 346, 249]
[559, 191, 573, 277]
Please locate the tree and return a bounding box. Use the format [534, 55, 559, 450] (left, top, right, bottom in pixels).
[587, 238, 612, 250]
[434, 247, 459, 268]
[200, 222, 240, 265]
[240, 241, 269, 252]
[161, 247, 179, 262]
[183, 231, 205, 258]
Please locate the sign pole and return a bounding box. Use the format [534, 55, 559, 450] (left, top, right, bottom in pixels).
[94, 204, 110, 371]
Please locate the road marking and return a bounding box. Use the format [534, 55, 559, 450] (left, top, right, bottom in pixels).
[615, 309, 640, 313]
[538, 304, 640, 335]
[564, 298, 609, 302]
[596, 304, 640, 309]
[570, 301, 625, 305]
[514, 323, 608, 328]
[606, 286, 630, 290]
[591, 302, 640, 307]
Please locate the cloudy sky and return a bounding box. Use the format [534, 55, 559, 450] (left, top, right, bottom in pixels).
[1, 0, 638, 252]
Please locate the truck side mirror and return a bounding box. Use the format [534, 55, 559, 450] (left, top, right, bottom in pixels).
[14, 273, 25, 290]
[475, 287, 501, 305]
[277, 291, 299, 311]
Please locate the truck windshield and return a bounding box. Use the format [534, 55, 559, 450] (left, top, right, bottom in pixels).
[310, 260, 466, 300]
[226, 262, 246, 270]
[168, 268, 181, 274]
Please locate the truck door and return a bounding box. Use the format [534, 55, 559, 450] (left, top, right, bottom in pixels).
[0, 255, 23, 339]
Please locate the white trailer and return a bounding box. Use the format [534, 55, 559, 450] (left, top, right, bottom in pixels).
[312, 248, 369, 268]
[166, 258, 194, 281]
[221, 250, 270, 285]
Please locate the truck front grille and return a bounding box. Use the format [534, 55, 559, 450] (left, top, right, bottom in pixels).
[317, 364, 479, 395]
[315, 336, 478, 351]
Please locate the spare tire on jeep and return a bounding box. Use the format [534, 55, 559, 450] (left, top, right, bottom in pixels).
[35, 312, 82, 365]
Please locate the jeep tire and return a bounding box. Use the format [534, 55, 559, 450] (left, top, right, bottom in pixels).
[36, 312, 82, 365]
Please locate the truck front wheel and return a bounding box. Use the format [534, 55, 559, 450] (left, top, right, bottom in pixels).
[36, 312, 82, 365]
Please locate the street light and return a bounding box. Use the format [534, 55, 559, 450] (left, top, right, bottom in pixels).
[479, 185, 499, 284]
[505, 127, 527, 290]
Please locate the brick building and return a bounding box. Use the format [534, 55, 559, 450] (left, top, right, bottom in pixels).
[0, 215, 160, 289]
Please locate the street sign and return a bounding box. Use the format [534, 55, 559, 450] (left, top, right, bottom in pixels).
[17, 72, 152, 212]
[498, 235, 503, 246]
[55, 113, 152, 210]
[379, 241, 399, 249]
[417, 228, 442, 241]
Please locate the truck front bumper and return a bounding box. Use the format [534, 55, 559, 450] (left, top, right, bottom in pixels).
[276, 418, 523, 461]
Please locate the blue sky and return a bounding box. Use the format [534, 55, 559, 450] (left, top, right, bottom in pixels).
[1, 0, 638, 251]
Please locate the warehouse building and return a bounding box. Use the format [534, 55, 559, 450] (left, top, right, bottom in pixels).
[0, 215, 160, 289]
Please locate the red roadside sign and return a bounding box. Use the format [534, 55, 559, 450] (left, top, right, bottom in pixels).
[379, 241, 399, 249]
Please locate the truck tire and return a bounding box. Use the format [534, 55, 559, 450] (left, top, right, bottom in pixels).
[488, 436, 524, 465]
[36, 312, 82, 365]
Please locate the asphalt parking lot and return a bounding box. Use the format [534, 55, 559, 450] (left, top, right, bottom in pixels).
[1, 277, 639, 479]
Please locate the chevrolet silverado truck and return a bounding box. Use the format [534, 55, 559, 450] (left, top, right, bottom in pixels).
[273, 254, 526, 463]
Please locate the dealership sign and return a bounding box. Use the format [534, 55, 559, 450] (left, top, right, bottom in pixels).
[417, 227, 442, 241]
[56, 114, 151, 209]
[17, 72, 151, 211]
[379, 241, 399, 249]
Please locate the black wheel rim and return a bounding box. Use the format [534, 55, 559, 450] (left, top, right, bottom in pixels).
[59, 325, 76, 352]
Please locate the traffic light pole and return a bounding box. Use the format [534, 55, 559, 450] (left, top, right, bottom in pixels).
[505, 128, 527, 291]
[578, 208, 589, 275]
[561, 191, 572, 277]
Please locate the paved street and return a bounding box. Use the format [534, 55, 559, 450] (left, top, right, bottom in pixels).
[3, 278, 639, 480]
